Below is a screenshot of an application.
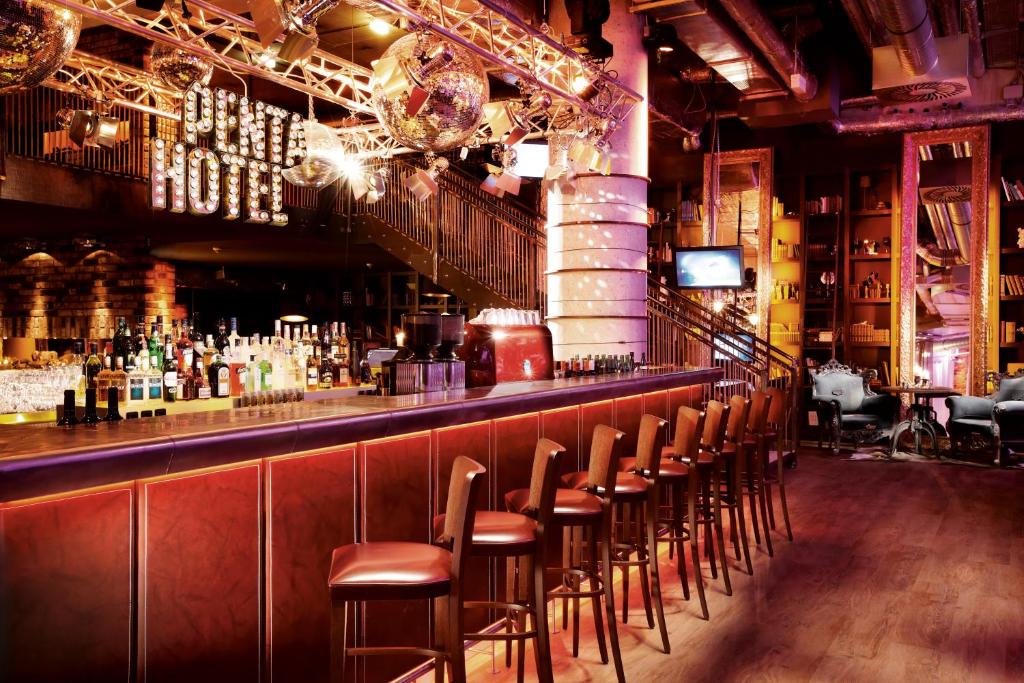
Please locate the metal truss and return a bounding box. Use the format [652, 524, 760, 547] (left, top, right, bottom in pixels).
[60, 0, 377, 115]
[367, 0, 643, 127]
[46, 50, 181, 119]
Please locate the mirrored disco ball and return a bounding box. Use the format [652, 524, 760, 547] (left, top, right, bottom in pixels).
[371, 33, 488, 153]
[0, 0, 80, 95]
[150, 44, 214, 91]
[282, 120, 344, 189]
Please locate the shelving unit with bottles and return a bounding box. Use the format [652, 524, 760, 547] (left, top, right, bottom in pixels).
[844, 165, 898, 384]
[363, 271, 468, 346]
[997, 155, 1024, 372]
[768, 172, 803, 357]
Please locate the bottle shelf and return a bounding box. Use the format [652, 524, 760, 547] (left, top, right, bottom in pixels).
[849, 298, 891, 305]
[849, 209, 892, 217]
[849, 341, 890, 348]
[849, 253, 892, 261]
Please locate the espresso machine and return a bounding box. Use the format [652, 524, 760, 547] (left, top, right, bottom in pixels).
[382, 312, 466, 395]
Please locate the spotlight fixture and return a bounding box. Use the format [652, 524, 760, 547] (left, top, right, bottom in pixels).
[368, 18, 391, 36]
[482, 91, 551, 146]
[372, 42, 455, 117]
[364, 168, 387, 204]
[480, 145, 521, 198]
[249, 0, 341, 62]
[568, 136, 611, 175]
[404, 156, 449, 201]
[544, 134, 577, 192]
[642, 22, 678, 55]
[563, 0, 613, 60]
[56, 108, 120, 149]
[571, 74, 602, 102]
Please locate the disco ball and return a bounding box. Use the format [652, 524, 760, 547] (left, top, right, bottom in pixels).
[371, 33, 489, 153]
[0, 0, 80, 95]
[150, 44, 214, 91]
[282, 120, 344, 189]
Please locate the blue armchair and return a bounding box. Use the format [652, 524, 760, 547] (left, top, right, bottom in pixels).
[946, 371, 1024, 465]
[810, 360, 900, 454]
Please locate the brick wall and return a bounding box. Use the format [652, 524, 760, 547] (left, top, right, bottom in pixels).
[0, 238, 174, 340]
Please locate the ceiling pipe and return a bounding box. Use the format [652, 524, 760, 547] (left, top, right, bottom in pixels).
[831, 102, 1024, 134]
[930, 0, 959, 35]
[876, 0, 938, 76]
[839, 0, 878, 54]
[715, 0, 818, 101]
[962, 0, 986, 78]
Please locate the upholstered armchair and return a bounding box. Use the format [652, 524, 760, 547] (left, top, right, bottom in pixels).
[946, 371, 1024, 464]
[810, 360, 900, 454]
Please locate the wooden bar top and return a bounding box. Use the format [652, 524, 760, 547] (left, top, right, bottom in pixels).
[0, 367, 722, 502]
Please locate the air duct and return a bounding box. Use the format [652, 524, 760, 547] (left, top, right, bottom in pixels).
[716, 0, 818, 101]
[876, 0, 938, 76]
[831, 101, 1024, 134]
[962, 0, 985, 78]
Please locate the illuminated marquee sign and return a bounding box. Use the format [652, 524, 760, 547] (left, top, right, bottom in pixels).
[150, 82, 307, 226]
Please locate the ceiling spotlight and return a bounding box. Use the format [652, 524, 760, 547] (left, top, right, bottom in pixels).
[404, 156, 449, 201]
[544, 134, 577, 192]
[368, 18, 391, 36]
[642, 22, 678, 55]
[372, 42, 455, 117]
[483, 91, 551, 146]
[481, 145, 521, 198]
[56, 108, 120, 149]
[571, 74, 601, 101]
[568, 137, 610, 175]
[249, 0, 341, 62]
[365, 168, 387, 204]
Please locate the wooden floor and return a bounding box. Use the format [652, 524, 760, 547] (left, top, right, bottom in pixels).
[419, 449, 1024, 682]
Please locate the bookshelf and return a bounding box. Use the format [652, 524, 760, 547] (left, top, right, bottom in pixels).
[997, 156, 1024, 371]
[768, 171, 802, 357]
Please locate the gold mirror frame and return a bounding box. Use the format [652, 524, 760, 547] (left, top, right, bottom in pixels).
[900, 125, 991, 396]
[702, 147, 773, 339]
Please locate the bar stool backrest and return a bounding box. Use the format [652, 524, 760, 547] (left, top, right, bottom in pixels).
[673, 406, 705, 463]
[747, 390, 772, 436]
[701, 400, 730, 453]
[766, 387, 786, 430]
[726, 394, 751, 444]
[635, 414, 668, 477]
[588, 424, 626, 497]
[441, 456, 487, 579]
[526, 438, 567, 526]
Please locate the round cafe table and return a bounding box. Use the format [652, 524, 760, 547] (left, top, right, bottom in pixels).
[880, 386, 961, 458]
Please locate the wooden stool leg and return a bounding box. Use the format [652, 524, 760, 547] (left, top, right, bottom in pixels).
[647, 487, 670, 653]
[571, 526, 582, 657]
[712, 459, 733, 596]
[562, 526, 571, 630]
[601, 511, 626, 683]
[618, 502, 630, 624]
[587, 524, 609, 664]
[330, 598, 348, 683]
[505, 557, 515, 668]
[763, 440, 778, 530]
[756, 440, 774, 557]
[746, 450, 761, 546]
[447, 590, 466, 683]
[671, 481, 690, 600]
[515, 558, 527, 683]
[664, 482, 675, 561]
[734, 450, 753, 575]
[701, 470, 717, 579]
[530, 549, 554, 683]
[687, 475, 709, 620]
[777, 450, 794, 541]
[635, 502, 654, 628]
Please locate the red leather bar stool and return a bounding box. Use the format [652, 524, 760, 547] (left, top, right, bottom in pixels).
[507, 424, 627, 683]
[763, 386, 795, 541]
[327, 456, 486, 683]
[433, 438, 565, 683]
[720, 394, 754, 575]
[589, 414, 671, 653]
[648, 406, 709, 618]
[739, 390, 776, 558]
[691, 399, 733, 595]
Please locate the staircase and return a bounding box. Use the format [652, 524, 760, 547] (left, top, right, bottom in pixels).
[352, 158, 547, 310]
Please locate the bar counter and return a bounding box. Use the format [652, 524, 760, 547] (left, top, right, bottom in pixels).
[0, 367, 720, 683]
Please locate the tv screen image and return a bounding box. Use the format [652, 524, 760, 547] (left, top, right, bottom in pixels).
[674, 246, 743, 289]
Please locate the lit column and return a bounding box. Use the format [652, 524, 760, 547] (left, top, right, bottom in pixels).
[545, 0, 649, 361]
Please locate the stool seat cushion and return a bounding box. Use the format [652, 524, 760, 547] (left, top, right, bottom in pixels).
[507, 486, 602, 522]
[433, 511, 537, 556]
[562, 470, 648, 498]
[329, 542, 451, 600]
[620, 456, 689, 480]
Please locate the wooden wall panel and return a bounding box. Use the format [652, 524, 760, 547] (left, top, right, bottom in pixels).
[0, 485, 134, 683]
[614, 394, 645, 457]
[644, 391, 670, 447]
[265, 446, 357, 683]
[359, 433, 433, 683]
[138, 463, 262, 683]
[492, 414, 541, 502]
[541, 405, 581, 474]
[580, 400, 615, 472]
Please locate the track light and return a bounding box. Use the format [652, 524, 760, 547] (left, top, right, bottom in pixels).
[368, 18, 391, 36]
[56, 108, 120, 149]
[373, 43, 455, 117]
[404, 156, 449, 201]
[568, 137, 610, 175]
[480, 145, 521, 198]
[642, 22, 678, 55]
[249, 0, 341, 63]
[482, 91, 551, 146]
[353, 168, 388, 203]
[571, 74, 601, 101]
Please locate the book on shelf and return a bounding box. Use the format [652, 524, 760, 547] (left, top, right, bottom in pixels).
[679, 200, 702, 222]
[770, 322, 800, 344]
[1002, 274, 1024, 296]
[1002, 321, 1018, 344]
[1000, 176, 1024, 202]
[805, 195, 843, 215]
[771, 238, 800, 261]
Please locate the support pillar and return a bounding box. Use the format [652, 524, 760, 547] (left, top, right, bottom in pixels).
[545, 0, 649, 361]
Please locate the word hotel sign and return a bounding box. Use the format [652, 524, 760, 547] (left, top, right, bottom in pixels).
[150, 81, 308, 226]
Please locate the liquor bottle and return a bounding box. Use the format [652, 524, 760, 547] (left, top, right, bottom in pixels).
[82, 388, 100, 425]
[96, 354, 114, 394]
[274, 319, 283, 347]
[318, 343, 334, 390]
[193, 356, 210, 399]
[307, 345, 321, 390]
[135, 316, 148, 355]
[259, 347, 274, 391]
[208, 353, 230, 398]
[214, 319, 230, 356]
[246, 351, 262, 393]
[189, 316, 203, 345]
[111, 356, 129, 403]
[336, 322, 351, 387]
[229, 340, 248, 397]
[177, 319, 195, 370]
[112, 316, 131, 369]
[181, 364, 196, 401]
[162, 337, 178, 402]
[147, 355, 163, 400]
[149, 321, 162, 366]
[128, 358, 147, 404]
[228, 317, 240, 349]
[203, 334, 216, 371]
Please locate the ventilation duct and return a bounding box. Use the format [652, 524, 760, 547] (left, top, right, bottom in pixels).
[877, 0, 937, 76]
[872, 33, 970, 105]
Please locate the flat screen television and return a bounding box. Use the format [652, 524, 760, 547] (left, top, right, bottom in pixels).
[673, 245, 744, 289]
